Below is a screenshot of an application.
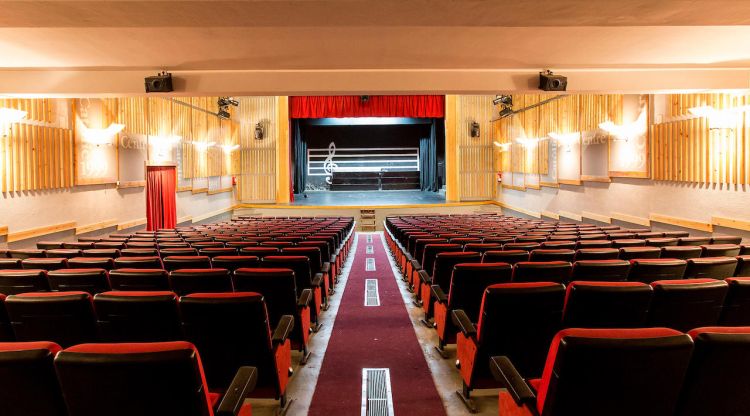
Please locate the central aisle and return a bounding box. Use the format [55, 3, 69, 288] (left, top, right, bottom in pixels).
[308, 233, 446, 415]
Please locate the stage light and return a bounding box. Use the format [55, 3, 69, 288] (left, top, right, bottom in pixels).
[493, 95, 513, 107]
[0, 108, 27, 124]
[254, 123, 264, 140]
[218, 97, 239, 107]
[470, 121, 480, 138]
[217, 108, 231, 120]
[498, 107, 514, 118]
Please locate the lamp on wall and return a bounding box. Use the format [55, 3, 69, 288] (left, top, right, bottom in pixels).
[221, 144, 240, 152]
[599, 110, 648, 143]
[0, 108, 27, 124]
[254, 122, 264, 140]
[81, 123, 125, 146]
[193, 141, 215, 151]
[493, 141, 511, 151]
[516, 137, 539, 148]
[549, 131, 580, 153]
[688, 105, 741, 130]
[470, 121, 480, 138]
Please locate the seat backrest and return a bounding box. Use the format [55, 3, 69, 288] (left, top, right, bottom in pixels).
[163, 256, 211, 272]
[8, 249, 46, 259]
[239, 247, 280, 259]
[570, 260, 632, 282]
[261, 256, 312, 295]
[649, 279, 729, 331]
[710, 235, 743, 245]
[701, 244, 742, 257]
[0, 341, 66, 416]
[684, 257, 738, 279]
[421, 244, 463, 276]
[661, 246, 703, 260]
[529, 249, 576, 262]
[108, 268, 170, 291]
[159, 248, 199, 259]
[618, 247, 662, 260]
[482, 250, 529, 265]
[47, 268, 110, 294]
[168, 269, 232, 296]
[513, 261, 573, 284]
[477, 282, 566, 377]
[298, 241, 331, 261]
[679, 237, 711, 246]
[446, 263, 512, 320]
[645, 238, 679, 247]
[412, 238, 448, 263]
[736, 255, 750, 277]
[5, 292, 96, 347]
[574, 248, 620, 261]
[562, 281, 653, 328]
[120, 248, 159, 257]
[113, 256, 163, 269]
[281, 247, 323, 274]
[0, 258, 22, 270]
[45, 249, 83, 259]
[678, 327, 750, 416]
[463, 243, 503, 254]
[21, 257, 68, 271]
[719, 277, 750, 326]
[431, 252, 482, 292]
[179, 293, 278, 392]
[575, 240, 613, 249]
[611, 239, 647, 248]
[55, 342, 214, 416]
[0, 269, 49, 294]
[81, 249, 120, 259]
[503, 242, 541, 251]
[94, 291, 181, 342]
[232, 268, 298, 329]
[210, 255, 260, 272]
[629, 259, 687, 284]
[198, 247, 238, 258]
[536, 328, 693, 416]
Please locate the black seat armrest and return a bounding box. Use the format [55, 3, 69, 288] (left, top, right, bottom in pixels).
[311, 272, 324, 287]
[431, 285, 448, 304]
[418, 269, 432, 284]
[216, 366, 258, 416]
[404, 253, 414, 262]
[272, 315, 295, 345]
[450, 309, 477, 337]
[297, 288, 313, 308]
[334, 248, 341, 258]
[490, 356, 536, 406]
[410, 259, 422, 271]
[321, 262, 331, 274]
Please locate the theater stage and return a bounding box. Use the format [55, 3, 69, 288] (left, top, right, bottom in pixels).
[292, 190, 445, 206]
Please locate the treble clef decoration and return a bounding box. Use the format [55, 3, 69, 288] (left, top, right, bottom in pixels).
[323, 141, 338, 184]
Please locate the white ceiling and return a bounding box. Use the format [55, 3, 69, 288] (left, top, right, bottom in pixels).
[0, 0, 749, 95]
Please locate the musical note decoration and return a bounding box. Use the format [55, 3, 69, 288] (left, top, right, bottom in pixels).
[323, 141, 338, 184]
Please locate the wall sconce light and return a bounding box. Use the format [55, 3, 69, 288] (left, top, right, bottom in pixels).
[516, 137, 539, 148]
[599, 110, 647, 143]
[221, 144, 240, 152]
[493, 141, 511, 151]
[193, 141, 216, 151]
[470, 121, 480, 138]
[689, 105, 741, 130]
[82, 123, 125, 146]
[549, 132, 580, 153]
[254, 122, 264, 140]
[0, 108, 28, 124]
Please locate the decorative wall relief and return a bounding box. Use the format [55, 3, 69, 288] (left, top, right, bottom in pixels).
[608, 94, 649, 178]
[74, 98, 119, 185]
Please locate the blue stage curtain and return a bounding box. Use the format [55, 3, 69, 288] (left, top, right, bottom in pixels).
[293, 120, 307, 194]
[419, 119, 439, 192]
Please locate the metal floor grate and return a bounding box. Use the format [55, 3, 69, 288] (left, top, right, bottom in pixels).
[366, 235, 373, 243]
[361, 368, 395, 416]
[365, 258, 376, 271]
[366, 245, 374, 254]
[365, 278, 380, 306]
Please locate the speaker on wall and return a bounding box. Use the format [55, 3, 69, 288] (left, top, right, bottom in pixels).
[538, 71, 567, 92]
[144, 72, 173, 93]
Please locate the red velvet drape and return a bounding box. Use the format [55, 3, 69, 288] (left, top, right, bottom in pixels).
[289, 95, 445, 119]
[146, 166, 177, 231]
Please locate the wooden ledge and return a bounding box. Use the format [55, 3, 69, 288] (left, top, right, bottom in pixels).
[8, 221, 77, 242]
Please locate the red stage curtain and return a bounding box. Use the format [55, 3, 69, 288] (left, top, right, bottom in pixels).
[146, 166, 177, 231]
[289, 95, 445, 119]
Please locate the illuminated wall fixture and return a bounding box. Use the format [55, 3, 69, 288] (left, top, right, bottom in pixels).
[599, 110, 648, 143]
[493, 141, 511, 151]
[254, 122, 264, 140]
[549, 132, 580, 153]
[151, 135, 181, 162]
[516, 137, 539, 148]
[193, 141, 216, 151]
[221, 144, 240, 153]
[82, 123, 125, 146]
[688, 105, 743, 130]
[0, 108, 28, 124]
[470, 121, 480, 138]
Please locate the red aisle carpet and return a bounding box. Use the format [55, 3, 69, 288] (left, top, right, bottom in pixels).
[308, 233, 447, 415]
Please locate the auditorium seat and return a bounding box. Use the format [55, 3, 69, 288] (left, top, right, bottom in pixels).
[125, 242, 157, 249]
[54, 342, 257, 416]
[233, 268, 314, 364]
[163, 256, 211, 271]
[405, 237, 445, 282]
[120, 248, 159, 257]
[159, 247, 198, 258]
[157, 242, 191, 249]
[0, 341, 67, 416]
[21, 257, 68, 271]
[684, 257, 738, 279]
[665, 231, 691, 238]
[573, 248, 620, 261]
[736, 255, 750, 276]
[419, 251, 481, 321]
[179, 293, 292, 410]
[81, 248, 120, 258]
[0, 269, 49, 294]
[67, 257, 115, 270]
[191, 242, 225, 249]
[108, 269, 170, 291]
[463, 243, 503, 254]
[45, 249, 82, 259]
[8, 249, 46, 259]
[562, 281, 652, 328]
[575, 240, 613, 249]
[36, 241, 64, 250]
[701, 244, 742, 257]
[299, 240, 336, 277]
[5, 292, 96, 347]
[412, 244, 463, 295]
[168, 269, 233, 296]
[618, 246, 662, 260]
[211, 255, 260, 272]
[0, 295, 12, 341]
[645, 237, 679, 247]
[113, 256, 163, 269]
[432, 263, 512, 356]
[711, 235, 743, 245]
[513, 262, 573, 284]
[0, 258, 22, 270]
[226, 241, 259, 249]
[539, 241, 576, 250]
[719, 277, 750, 325]
[611, 239, 647, 248]
[94, 291, 181, 342]
[679, 237, 711, 246]
[262, 255, 323, 322]
[648, 279, 729, 331]
[199, 247, 238, 258]
[569, 260, 631, 282]
[660, 245, 703, 260]
[491, 328, 693, 416]
[47, 268, 110, 294]
[93, 241, 125, 250]
[482, 250, 529, 265]
[677, 327, 750, 416]
[741, 245, 750, 255]
[628, 259, 688, 283]
[529, 249, 576, 262]
[64, 242, 94, 250]
[452, 282, 565, 410]
[504, 242, 541, 251]
[240, 247, 280, 259]
[282, 246, 332, 299]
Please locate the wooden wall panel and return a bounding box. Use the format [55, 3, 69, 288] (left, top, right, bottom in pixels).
[236, 96, 278, 202]
[456, 95, 495, 200]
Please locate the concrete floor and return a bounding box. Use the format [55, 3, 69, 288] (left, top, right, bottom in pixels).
[292, 190, 446, 206]
[249, 232, 499, 416]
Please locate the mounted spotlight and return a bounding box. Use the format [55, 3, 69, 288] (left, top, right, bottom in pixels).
[493, 95, 513, 107]
[218, 97, 239, 107]
[217, 108, 231, 120]
[254, 122, 264, 140]
[360, 95, 370, 103]
[498, 107, 514, 119]
[470, 121, 480, 138]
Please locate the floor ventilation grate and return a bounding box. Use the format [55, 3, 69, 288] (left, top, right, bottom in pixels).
[361, 368, 394, 416]
[365, 279, 380, 306]
[366, 235, 373, 243]
[365, 258, 376, 271]
[366, 245, 374, 254]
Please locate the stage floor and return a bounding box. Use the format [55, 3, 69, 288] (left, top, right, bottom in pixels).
[292, 190, 445, 206]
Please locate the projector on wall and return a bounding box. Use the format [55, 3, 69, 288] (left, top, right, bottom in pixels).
[145, 71, 173, 93]
[538, 70, 567, 92]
